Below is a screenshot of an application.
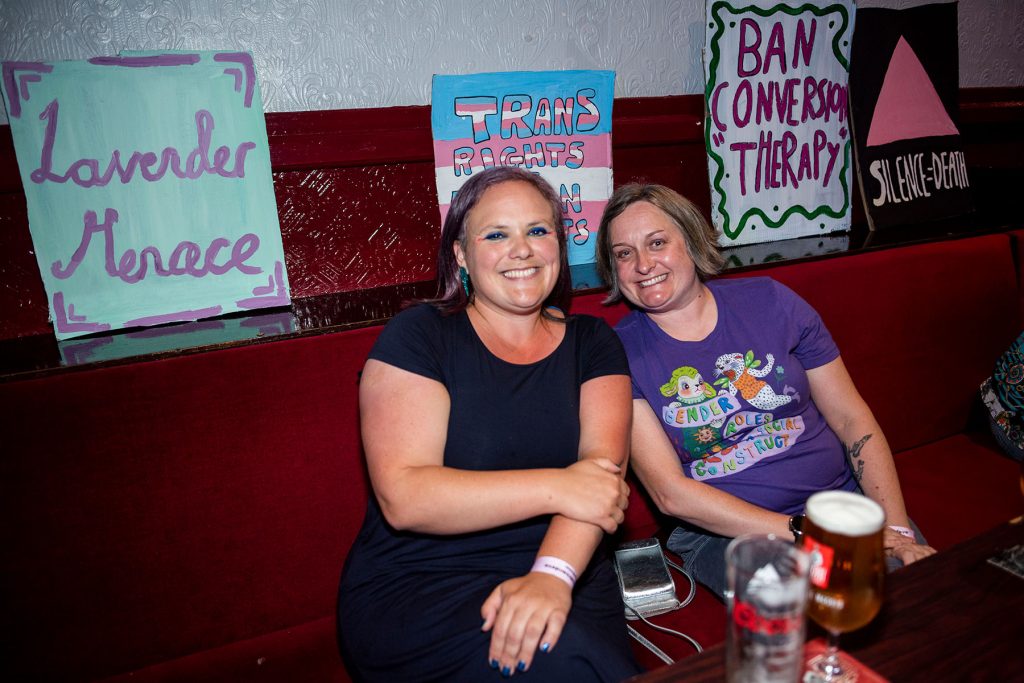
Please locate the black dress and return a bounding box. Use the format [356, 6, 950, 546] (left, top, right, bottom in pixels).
[337, 305, 641, 682]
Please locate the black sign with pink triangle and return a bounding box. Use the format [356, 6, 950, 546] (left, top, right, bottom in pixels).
[849, 2, 972, 229]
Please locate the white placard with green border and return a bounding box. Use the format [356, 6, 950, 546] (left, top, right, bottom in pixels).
[704, 0, 855, 246]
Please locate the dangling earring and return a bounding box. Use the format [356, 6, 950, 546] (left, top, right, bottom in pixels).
[459, 266, 471, 297]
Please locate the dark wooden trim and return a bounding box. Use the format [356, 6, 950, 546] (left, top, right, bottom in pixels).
[265, 105, 434, 171]
[960, 86, 1024, 114]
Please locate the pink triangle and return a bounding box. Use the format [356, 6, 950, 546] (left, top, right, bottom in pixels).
[866, 36, 959, 147]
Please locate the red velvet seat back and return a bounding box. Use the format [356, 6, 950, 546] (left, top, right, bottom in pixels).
[0, 326, 379, 680]
[1012, 229, 1024, 323]
[739, 234, 1020, 453]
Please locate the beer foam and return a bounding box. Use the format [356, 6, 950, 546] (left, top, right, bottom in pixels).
[805, 491, 884, 535]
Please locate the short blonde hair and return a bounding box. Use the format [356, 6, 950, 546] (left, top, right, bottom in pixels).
[595, 184, 725, 303]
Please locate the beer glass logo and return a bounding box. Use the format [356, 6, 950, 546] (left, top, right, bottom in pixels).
[803, 538, 834, 588]
[732, 600, 801, 635]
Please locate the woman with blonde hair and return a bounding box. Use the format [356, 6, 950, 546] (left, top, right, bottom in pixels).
[596, 183, 934, 598]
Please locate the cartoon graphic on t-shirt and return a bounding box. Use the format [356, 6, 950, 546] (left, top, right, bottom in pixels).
[660, 350, 806, 481]
[713, 351, 796, 411]
[660, 366, 727, 462]
[661, 366, 716, 406]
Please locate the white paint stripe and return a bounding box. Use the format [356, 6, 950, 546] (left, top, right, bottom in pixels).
[435, 167, 612, 206]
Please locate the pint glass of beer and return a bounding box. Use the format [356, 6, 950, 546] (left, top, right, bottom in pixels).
[802, 491, 885, 681]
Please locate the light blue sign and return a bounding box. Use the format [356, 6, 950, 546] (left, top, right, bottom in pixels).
[1, 52, 289, 340]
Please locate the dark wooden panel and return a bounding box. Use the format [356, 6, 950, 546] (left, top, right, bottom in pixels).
[0, 193, 49, 339]
[275, 163, 440, 296]
[265, 105, 434, 171]
[0, 124, 19, 193]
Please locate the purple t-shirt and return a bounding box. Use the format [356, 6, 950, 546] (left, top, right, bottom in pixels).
[615, 277, 856, 515]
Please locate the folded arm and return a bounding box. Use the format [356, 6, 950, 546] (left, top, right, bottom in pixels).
[361, 359, 627, 535]
[481, 373, 633, 674]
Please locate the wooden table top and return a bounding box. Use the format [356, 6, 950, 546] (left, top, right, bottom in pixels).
[626, 517, 1024, 683]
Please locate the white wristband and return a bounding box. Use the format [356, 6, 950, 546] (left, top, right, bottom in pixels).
[888, 525, 915, 539]
[531, 555, 578, 589]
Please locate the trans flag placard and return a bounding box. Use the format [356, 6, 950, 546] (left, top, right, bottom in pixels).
[431, 70, 614, 267]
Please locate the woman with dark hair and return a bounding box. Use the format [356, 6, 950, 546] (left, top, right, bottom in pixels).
[595, 184, 935, 599]
[338, 167, 641, 681]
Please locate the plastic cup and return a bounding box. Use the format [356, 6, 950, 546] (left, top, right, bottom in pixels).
[725, 534, 811, 683]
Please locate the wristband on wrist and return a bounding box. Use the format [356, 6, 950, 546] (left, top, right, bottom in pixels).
[531, 555, 578, 589]
[888, 524, 915, 540]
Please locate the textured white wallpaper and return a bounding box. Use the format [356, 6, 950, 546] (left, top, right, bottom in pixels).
[0, 0, 1021, 126]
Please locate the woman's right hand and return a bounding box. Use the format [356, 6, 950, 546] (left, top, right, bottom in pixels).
[556, 458, 629, 533]
[481, 572, 572, 675]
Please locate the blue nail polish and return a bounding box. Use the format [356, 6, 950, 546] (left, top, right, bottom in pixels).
[541, 642, 551, 653]
[490, 659, 499, 669]
[517, 660, 526, 671]
[501, 665, 511, 677]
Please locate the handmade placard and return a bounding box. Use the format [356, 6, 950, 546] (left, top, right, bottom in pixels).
[1, 51, 288, 340]
[704, 0, 855, 246]
[849, 2, 972, 229]
[431, 70, 614, 266]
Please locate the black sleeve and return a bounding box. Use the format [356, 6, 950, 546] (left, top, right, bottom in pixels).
[575, 315, 630, 383]
[367, 304, 447, 384]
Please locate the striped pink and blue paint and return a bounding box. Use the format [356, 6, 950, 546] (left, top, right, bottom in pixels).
[431, 70, 614, 266]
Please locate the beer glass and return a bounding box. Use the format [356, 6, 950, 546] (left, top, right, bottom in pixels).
[802, 491, 885, 681]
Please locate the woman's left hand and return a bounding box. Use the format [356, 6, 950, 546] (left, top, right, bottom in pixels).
[480, 573, 571, 675]
[883, 528, 936, 566]
[884, 540, 937, 566]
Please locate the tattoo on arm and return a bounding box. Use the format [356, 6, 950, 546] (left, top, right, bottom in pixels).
[844, 434, 872, 483]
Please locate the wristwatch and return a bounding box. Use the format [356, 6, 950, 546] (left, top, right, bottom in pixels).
[788, 514, 805, 543]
